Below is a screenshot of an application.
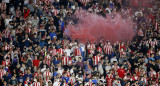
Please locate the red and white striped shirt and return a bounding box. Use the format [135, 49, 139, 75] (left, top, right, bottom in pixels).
[112, 65, 119, 75]
[97, 47, 102, 53]
[24, 80, 32, 85]
[43, 71, 51, 77]
[45, 55, 52, 66]
[130, 76, 139, 81]
[2, 60, 10, 66]
[0, 69, 6, 79]
[120, 51, 126, 57]
[53, 9, 59, 16]
[2, 29, 10, 38]
[156, 72, 160, 79]
[87, 44, 95, 54]
[140, 77, 148, 84]
[62, 56, 69, 65]
[154, 21, 159, 33]
[70, 77, 76, 85]
[25, 27, 32, 34]
[57, 48, 63, 56]
[66, 72, 70, 77]
[106, 74, 113, 79]
[79, 0, 91, 6]
[93, 55, 101, 65]
[88, 49, 94, 54]
[85, 82, 92, 86]
[149, 71, 156, 78]
[34, 72, 40, 77]
[104, 44, 113, 55]
[4, 45, 12, 51]
[152, 40, 157, 47]
[106, 78, 113, 86]
[43, 5, 48, 12]
[147, 50, 154, 57]
[74, 48, 81, 56]
[33, 82, 40, 86]
[4, 54, 11, 60]
[123, 75, 130, 81]
[44, 0, 50, 5]
[87, 44, 95, 50]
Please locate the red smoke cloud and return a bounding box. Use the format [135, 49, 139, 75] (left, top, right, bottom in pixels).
[65, 10, 136, 43]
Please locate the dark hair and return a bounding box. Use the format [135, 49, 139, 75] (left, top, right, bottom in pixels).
[6, 57, 9, 59]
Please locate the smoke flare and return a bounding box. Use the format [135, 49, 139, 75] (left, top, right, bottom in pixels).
[65, 10, 136, 43]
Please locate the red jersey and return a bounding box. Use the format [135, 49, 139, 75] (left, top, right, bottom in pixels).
[119, 45, 126, 51]
[2, 29, 10, 38]
[79, 0, 91, 6]
[106, 78, 113, 86]
[104, 44, 113, 55]
[130, 75, 139, 81]
[93, 55, 101, 65]
[4, 45, 12, 51]
[88, 49, 94, 54]
[2, 60, 10, 66]
[74, 48, 81, 56]
[149, 71, 156, 78]
[57, 48, 63, 56]
[53, 9, 59, 16]
[156, 72, 160, 79]
[24, 80, 32, 85]
[34, 72, 40, 77]
[147, 50, 154, 57]
[33, 82, 40, 86]
[43, 71, 51, 77]
[33, 60, 40, 67]
[117, 68, 125, 78]
[25, 27, 32, 34]
[0, 69, 6, 79]
[45, 55, 52, 66]
[87, 44, 95, 50]
[23, 9, 30, 19]
[97, 47, 102, 53]
[62, 56, 69, 65]
[120, 51, 126, 57]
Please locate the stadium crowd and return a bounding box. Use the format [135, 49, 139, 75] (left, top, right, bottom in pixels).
[0, 0, 160, 86]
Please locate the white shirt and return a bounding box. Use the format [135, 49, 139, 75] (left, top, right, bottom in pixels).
[5, 18, 12, 26]
[64, 49, 71, 57]
[110, 58, 118, 63]
[53, 81, 61, 86]
[105, 66, 111, 71]
[57, 68, 63, 75]
[70, 77, 76, 84]
[135, 11, 143, 16]
[71, 46, 76, 53]
[98, 65, 104, 75]
[105, 8, 111, 14]
[80, 44, 85, 52]
[41, 68, 46, 73]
